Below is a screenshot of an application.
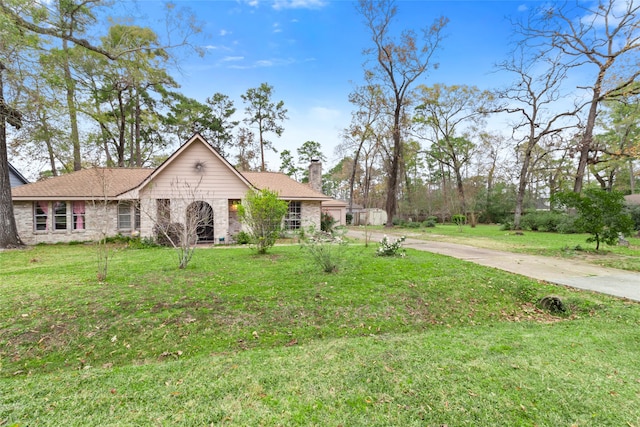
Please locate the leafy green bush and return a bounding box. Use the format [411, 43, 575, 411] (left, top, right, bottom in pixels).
[626, 204, 640, 231]
[238, 189, 289, 254]
[376, 235, 406, 257]
[422, 218, 437, 228]
[404, 221, 421, 228]
[452, 214, 466, 231]
[556, 214, 579, 234]
[128, 236, 160, 249]
[233, 231, 251, 245]
[320, 212, 336, 233]
[520, 211, 564, 232]
[345, 213, 353, 225]
[553, 188, 634, 250]
[500, 221, 514, 231]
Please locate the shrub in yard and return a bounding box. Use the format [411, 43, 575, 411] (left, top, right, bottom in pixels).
[500, 221, 514, 231]
[233, 231, 251, 245]
[238, 189, 289, 254]
[423, 218, 437, 228]
[404, 221, 421, 228]
[626, 204, 640, 231]
[346, 213, 353, 225]
[376, 235, 406, 257]
[452, 214, 466, 231]
[520, 211, 565, 232]
[556, 214, 579, 234]
[553, 188, 634, 250]
[320, 212, 336, 233]
[301, 228, 347, 273]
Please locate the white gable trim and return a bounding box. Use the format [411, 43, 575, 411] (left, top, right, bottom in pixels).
[119, 133, 255, 197]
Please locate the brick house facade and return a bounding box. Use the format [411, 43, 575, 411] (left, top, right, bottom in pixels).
[11, 134, 332, 245]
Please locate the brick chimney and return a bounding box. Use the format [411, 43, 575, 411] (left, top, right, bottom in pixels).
[309, 159, 322, 193]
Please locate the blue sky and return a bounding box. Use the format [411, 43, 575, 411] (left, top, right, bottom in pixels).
[130, 0, 536, 170]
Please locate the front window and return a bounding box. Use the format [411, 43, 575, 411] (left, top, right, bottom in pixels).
[284, 201, 301, 230]
[53, 201, 67, 230]
[118, 201, 140, 231]
[72, 201, 85, 230]
[34, 201, 49, 231]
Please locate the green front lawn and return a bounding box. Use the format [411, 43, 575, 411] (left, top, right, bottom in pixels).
[1, 243, 639, 426]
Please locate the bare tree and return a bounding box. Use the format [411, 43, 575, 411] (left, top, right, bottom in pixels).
[496, 51, 580, 229]
[517, 0, 640, 193]
[147, 177, 213, 269]
[357, 0, 447, 226]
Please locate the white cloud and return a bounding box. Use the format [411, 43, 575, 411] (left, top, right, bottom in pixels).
[219, 29, 231, 36]
[255, 59, 274, 67]
[517, 4, 528, 12]
[273, 22, 282, 33]
[580, 0, 633, 28]
[222, 56, 245, 62]
[272, 0, 327, 10]
[309, 106, 342, 122]
[227, 57, 296, 69]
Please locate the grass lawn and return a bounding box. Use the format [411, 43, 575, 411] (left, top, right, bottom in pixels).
[376, 223, 640, 272]
[1, 242, 639, 426]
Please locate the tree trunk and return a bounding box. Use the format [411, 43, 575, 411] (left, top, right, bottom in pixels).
[574, 71, 605, 194]
[514, 143, 533, 230]
[0, 62, 23, 248]
[348, 139, 364, 215]
[384, 106, 402, 227]
[135, 91, 141, 166]
[117, 90, 126, 167]
[62, 38, 82, 171]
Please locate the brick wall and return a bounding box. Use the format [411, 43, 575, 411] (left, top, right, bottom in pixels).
[14, 200, 119, 245]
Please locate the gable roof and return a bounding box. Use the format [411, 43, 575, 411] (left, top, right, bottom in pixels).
[133, 133, 254, 193]
[11, 133, 332, 202]
[11, 168, 153, 201]
[242, 172, 331, 201]
[9, 163, 29, 186]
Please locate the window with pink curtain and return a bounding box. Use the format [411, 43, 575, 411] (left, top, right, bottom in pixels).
[73, 201, 85, 230]
[34, 201, 49, 231]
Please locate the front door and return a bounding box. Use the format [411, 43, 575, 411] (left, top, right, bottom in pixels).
[187, 201, 214, 242]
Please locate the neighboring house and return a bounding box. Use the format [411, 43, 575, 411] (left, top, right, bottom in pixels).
[9, 163, 29, 187]
[11, 134, 333, 245]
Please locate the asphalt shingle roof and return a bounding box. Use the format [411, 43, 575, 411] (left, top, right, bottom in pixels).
[11, 168, 154, 200]
[242, 171, 330, 200]
[11, 168, 331, 201]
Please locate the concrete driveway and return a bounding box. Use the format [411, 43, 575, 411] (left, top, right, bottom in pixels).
[346, 229, 640, 302]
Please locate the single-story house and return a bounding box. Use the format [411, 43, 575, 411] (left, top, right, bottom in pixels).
[9, 162, 29, 187]
[11, 133, 335, 245]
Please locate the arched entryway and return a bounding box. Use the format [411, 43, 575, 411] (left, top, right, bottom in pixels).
[187, 201, 214, 242]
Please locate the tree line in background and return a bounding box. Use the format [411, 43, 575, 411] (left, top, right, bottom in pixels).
[324, 0, 640, 229]
[2, 0, 640, 249]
